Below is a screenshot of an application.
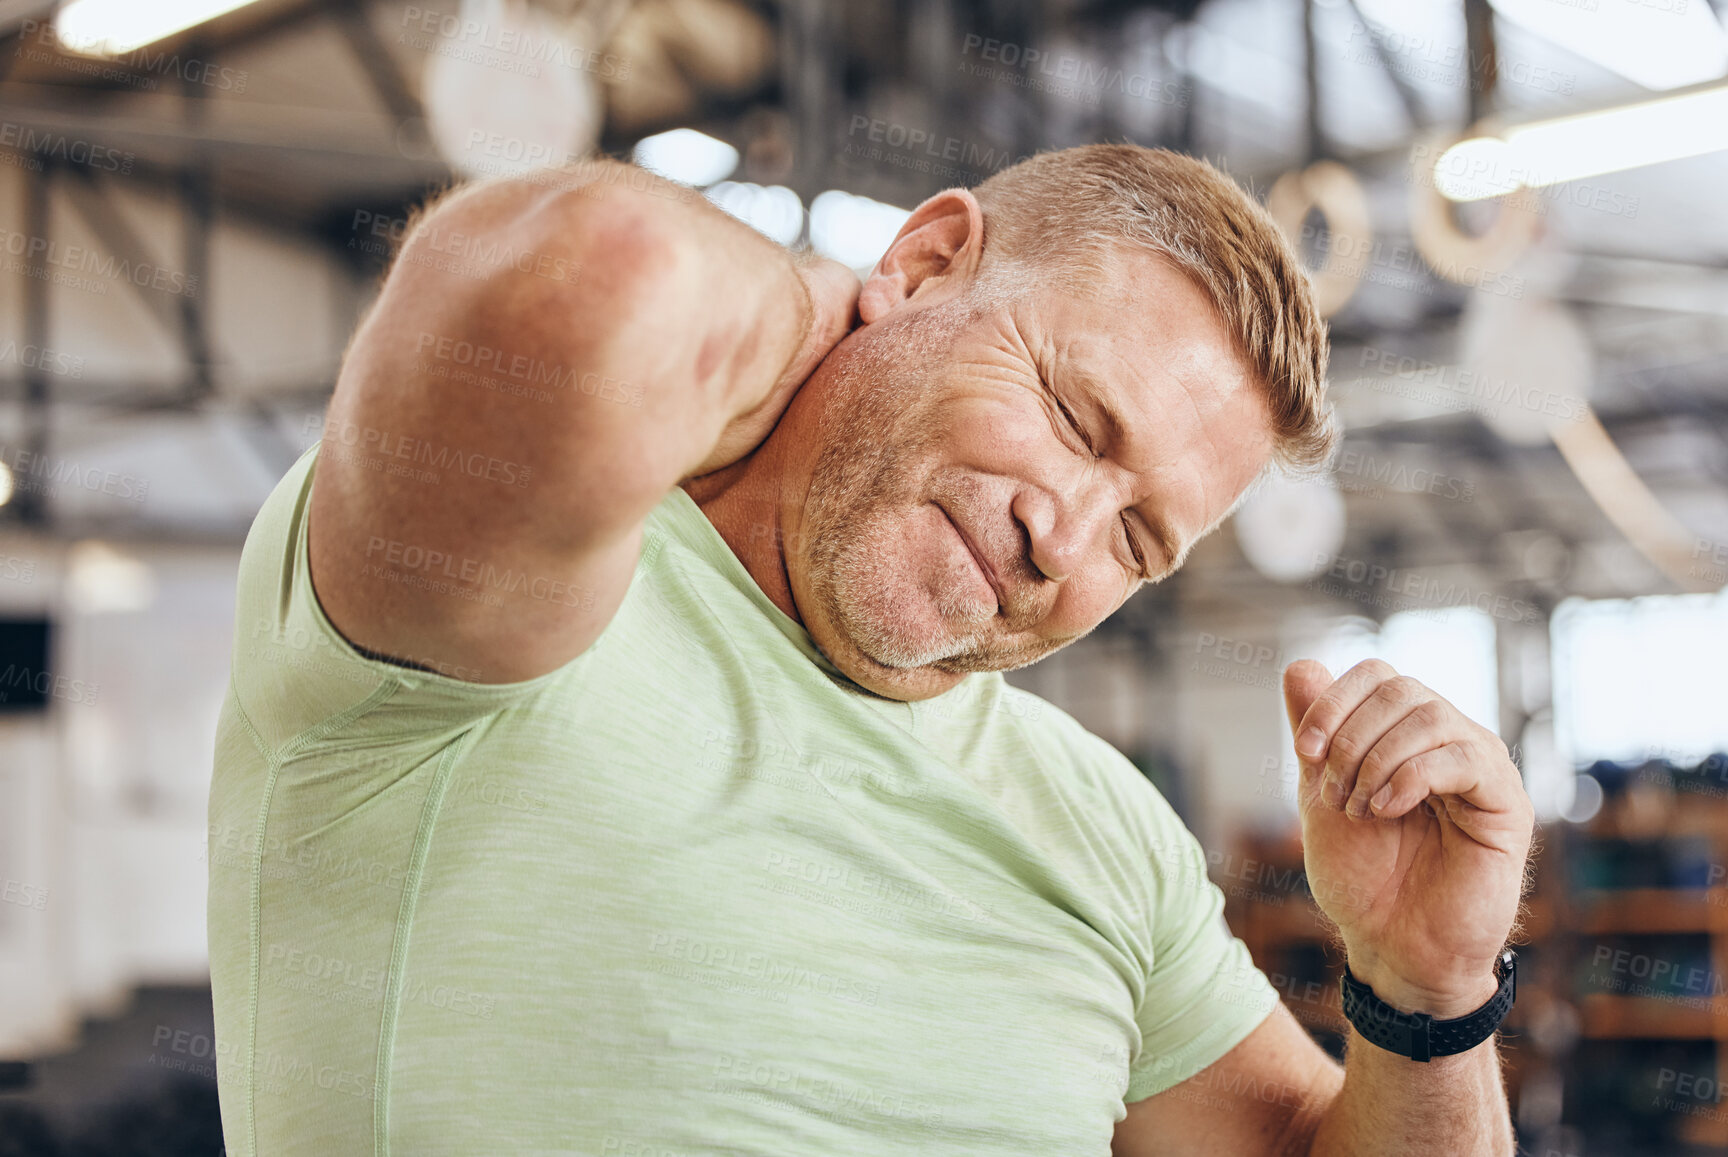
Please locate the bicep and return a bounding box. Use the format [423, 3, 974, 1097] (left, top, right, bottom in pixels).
[1113, 1002, 1343, 1157]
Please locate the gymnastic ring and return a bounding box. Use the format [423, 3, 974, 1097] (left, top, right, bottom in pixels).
[1266, 160, 1372, 318]
[1408, 125, 1542, 289]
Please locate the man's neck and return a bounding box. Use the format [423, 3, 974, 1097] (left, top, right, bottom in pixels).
[681, 446, 803, 626]
[681, 444, 971, 703]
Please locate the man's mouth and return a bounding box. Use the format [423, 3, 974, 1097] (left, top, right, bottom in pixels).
[936, 502, 1005, 613]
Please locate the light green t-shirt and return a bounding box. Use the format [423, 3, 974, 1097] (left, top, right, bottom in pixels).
[207, 442, 1279, 1156]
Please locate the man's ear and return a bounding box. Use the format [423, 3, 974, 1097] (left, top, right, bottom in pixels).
[857, 188, 985, 325]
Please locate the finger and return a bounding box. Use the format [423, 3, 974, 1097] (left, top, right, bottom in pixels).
[1283, 661, 1333, 799]
[1293, 657, 1397, 769]
[1324, 676, 1435, 813]
[1346, 697, 1455, 820]
[786, 256, 861, 381]
[1281, 660, 1332, 749]
[1370, 739, 1517, 822]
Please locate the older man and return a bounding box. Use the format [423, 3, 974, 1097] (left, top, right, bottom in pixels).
[209, 144, 1534, 1155]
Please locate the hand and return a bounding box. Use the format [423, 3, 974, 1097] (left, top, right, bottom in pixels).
[1282, 659, 1535, 1019]
[692, 254, 860, 476]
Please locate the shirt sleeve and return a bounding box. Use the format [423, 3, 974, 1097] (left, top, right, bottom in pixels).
[229, 443, 596, 753]
[1124, 811, 1283, 1103]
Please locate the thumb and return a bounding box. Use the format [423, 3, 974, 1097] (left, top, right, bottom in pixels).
[1282, 660, 1332, 752]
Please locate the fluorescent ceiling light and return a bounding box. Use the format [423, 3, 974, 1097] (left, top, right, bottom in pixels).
[0, 461, 12, 508]
[1487, 0, 1727, 91]
[809, 190, 910, 274]
[632, 129, 739, 188]
[55, 0, 262, 57]
[1434, 82, 1728, 201]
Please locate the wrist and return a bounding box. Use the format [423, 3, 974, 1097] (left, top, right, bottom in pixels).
[1344, 955, 1502, 1020]
[690, 257, 857, 479]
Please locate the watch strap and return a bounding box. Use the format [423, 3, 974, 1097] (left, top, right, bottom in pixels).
[1339, 949, 1516, 1062]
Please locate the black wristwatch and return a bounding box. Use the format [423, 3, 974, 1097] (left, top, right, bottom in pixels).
[1339, 949, 1516, 1062]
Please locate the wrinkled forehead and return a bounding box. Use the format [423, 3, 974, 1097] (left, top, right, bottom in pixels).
[1010, 245, 1257, 397]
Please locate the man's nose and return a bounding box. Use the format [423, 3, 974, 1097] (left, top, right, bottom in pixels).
[1010, 477, 1116, 583]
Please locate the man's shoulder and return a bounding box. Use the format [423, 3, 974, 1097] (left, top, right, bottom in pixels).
[996, 680, 1135, 771]
[937, 676, 1168, 812]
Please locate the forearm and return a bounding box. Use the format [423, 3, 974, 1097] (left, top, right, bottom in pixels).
[533, 161, 818, 471]
[1279, 658, 1533, 1157]
[1305, 987, 1513, 1155]
[533, 162, 814, 463]
[367, 160, 817, 528]
[307, 162, 820, 680]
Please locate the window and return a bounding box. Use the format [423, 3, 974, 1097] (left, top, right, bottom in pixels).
[1266, 606, 1501, 815]
[1292, 606, 1500, 732]
[1551, 591, 1728, 767]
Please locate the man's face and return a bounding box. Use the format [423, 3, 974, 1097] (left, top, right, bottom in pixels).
[779, 246, 1276, 701]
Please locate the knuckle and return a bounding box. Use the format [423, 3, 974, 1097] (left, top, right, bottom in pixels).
[1306, 697, 1344, 733]
[1355, 658, 1396, 682]
[1479, 735, 1513, 769]
[1386, 675, 1427, 703]
[1331, 730, 1367, 763]
[1367, 680, 1406, 710]
[1410, 698, 1449, 728]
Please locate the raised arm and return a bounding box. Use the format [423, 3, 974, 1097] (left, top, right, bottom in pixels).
[307, 161, 857, 682]
[1116, 655, 1531, 1155]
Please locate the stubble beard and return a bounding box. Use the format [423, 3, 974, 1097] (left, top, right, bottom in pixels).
[799, 301, 1064, 676]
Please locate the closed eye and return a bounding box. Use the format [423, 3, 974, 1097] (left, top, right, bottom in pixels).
[1120, 514, 1147, 572]
[1046, 382, 1099, 458]
[1042, 374, 1152, 578]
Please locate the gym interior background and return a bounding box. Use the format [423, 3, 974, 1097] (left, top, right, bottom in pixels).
[0, 0, 1726, 1153]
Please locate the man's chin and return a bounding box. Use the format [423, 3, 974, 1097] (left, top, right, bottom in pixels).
[929, 646, 1045, 675]
[811, 614, 1060, 701]
[800, 600, 974, 700]
[815, 637, 974, 702]
[793, 523, 1051, 697]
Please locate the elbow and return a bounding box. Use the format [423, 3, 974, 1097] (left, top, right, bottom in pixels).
[538, 168, 695, 301]
[423, 162, 696, 321]
[476, 170, 698, 357]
